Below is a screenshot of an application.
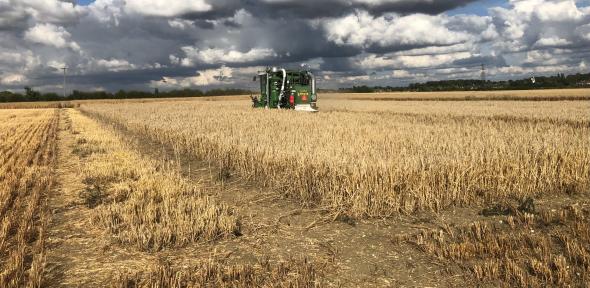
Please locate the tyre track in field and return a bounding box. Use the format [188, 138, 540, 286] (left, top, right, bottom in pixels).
[80, 108, 473, 287]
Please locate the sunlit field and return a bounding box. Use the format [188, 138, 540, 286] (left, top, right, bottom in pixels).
[1, 90, 589, 287]
[82, 96, 589, 216]
[0, 109, 59, 287]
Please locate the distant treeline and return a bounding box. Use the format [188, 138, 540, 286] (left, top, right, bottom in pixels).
[0, 87, 253, 103]
[339, 72, 590, 93]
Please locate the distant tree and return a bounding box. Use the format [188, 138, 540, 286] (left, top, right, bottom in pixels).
[336, 72, 590, 93]
[351, 85, 374, 93]
[24, 86, 41, 101]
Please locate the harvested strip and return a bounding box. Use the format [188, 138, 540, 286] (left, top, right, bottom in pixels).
[68, 109, 240, 251]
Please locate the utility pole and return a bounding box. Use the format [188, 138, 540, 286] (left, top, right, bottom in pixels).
[61, 67, 68, 98]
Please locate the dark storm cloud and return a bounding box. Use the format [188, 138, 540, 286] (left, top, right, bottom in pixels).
[452, 55, 507, 68]
[361, 0, 477, 15]
[320, 57, 359, 72]
[252, 19, 361, 61]
[364, 44, 449, 55]
[0, 8, 29, 31]
[175, 0, 478, 20]
[180, 0, 242, 20]
[0, 0, 589, 92]
[26, 65, 209, 91]
[68, 67, 198, 89]
[249, 0, 475, 18]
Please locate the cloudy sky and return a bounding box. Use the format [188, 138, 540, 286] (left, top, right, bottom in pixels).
[0, 0, 589, 92]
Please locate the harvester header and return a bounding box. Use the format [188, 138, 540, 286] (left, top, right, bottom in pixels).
[251, 67, 318, 112]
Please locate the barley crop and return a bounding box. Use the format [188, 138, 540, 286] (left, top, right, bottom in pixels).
[323, 88, 590, 101]
[0, 102, 76, 109]
[0, 109, 59, 287]
[320, 99, 590, 126]
[67, 110, 240, 251]
[80, 99, 590, 217]
[408, 204, 590, 287]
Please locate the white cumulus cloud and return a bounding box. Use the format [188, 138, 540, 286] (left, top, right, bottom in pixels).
[0, 73, 27, 85]
[24, 23, 81, 51]
[176, 47, 276, 66]
[124, 0, 212, 17]
[94, 58, 136, 72]
[323, 11, 472, 49]
[155, 66, 233, 88]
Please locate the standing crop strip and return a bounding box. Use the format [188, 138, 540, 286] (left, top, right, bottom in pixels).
[81, 100, 590, 217]
[0, 109, 59, 287]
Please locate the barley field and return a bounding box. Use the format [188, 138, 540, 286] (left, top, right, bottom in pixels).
[1, 90, 589, 287]
[0, 109, 59, 287]
[69, 109, 239, 251]
[322, 88, 590, 101]
[81, 99, 589, 217]
[0, 102, 76, 109]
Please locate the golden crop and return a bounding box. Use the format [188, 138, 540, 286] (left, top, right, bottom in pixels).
[67, 110, 239, 251]
[115, 257, 321, 288]
[323, 88, 590, 101]
[409, 204, 590, 287]
[0, 109, 59, 287]
[80, 99, 590, 217]
[0, 102, 76, 109]
[320, 99, 590, 126]
[1, 94, 587, 287]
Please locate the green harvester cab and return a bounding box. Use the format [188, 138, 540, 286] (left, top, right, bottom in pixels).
[251, 67, 318, 112]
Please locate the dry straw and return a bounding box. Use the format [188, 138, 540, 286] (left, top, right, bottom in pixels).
[69, 110, 239, 251]
[81, 100, 590, 217]
[408, 205, 590, 287]
[0, 109, 59, 287]
[114, 257, 321, 288]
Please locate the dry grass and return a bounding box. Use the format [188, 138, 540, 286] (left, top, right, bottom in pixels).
[80, 98, 590, 217]
[67, 110, 240, 251]
[114, 257, 322, 288]
[0, 109, 59, 287]
[407, 203, 590, 287]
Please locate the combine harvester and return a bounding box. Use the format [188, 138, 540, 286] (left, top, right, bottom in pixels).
[251, 67, 318, 112]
